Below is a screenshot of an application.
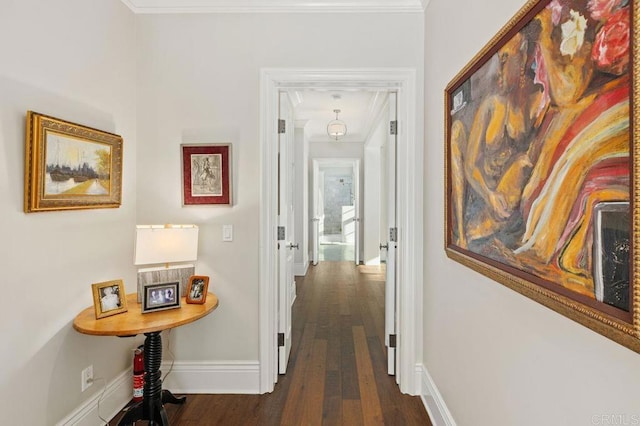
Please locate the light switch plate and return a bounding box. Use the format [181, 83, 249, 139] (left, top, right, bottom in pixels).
[223, 225, 233, 242]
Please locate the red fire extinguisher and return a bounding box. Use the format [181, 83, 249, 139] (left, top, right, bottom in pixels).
[133, 345, 144, 402]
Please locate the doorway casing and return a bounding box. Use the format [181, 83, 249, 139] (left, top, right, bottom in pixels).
[259, 68, 422, 395]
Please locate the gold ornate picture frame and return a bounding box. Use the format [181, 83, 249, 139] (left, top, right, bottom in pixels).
[24, 111, 123, 212]
[444, 0, 640, 352]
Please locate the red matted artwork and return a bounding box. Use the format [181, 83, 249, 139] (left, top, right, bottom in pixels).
[181, 144, 232, 206]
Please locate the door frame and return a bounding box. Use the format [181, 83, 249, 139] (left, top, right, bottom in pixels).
[259, 68, 422, 395]
[312, 158, 361, 264]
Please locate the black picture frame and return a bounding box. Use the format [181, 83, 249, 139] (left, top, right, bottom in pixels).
[141, 281, 181, 314]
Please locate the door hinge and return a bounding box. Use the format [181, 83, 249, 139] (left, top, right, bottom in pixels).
[277, 226, 285, 240]
[389, 334, 397, 348]
[390, 120, 398, 135]
[278, 333, 285, 347]
[389, 227, 398, 242]
[278, 119, 286, 134]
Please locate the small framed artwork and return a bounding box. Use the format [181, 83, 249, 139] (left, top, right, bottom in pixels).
[141, 281, 181, 314]
[181, 144, 232, 206]
[24, 111, 123, 212]
[92, 279, 128, 319]
[186, 275, 209, 304]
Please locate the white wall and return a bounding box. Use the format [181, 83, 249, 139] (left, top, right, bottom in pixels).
[134, 10, 424, 365]
[423, 1, 640, 425]
[0, 1, 138, 424]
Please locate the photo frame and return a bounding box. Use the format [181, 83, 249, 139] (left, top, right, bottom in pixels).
[141, 281, 181, 314]
[91, 279, 128, 319]
[186, 275, 209, 304]
[24, 111, 123, 212]
[181, 144, 232, 206]
[444, 0, 640, 352]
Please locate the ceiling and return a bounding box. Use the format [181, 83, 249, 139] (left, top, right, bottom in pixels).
[290, 90, 389, 143]
[121, 0, 426, 13]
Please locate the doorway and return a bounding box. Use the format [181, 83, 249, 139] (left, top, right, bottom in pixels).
[312, 158, 361, 264]
[259, 68, 422, 395]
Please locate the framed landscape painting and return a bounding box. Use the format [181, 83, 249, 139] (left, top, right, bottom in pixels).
[181, 144, 232, 206]
[24, 111, 123, 212]
[444, 0, 640, 352]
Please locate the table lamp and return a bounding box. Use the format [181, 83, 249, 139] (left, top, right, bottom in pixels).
[134, 224, 199, 302]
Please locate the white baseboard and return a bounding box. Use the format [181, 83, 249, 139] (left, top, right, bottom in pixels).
[417, 364, 456, 426]
[60, 361, 261, 425]
[57, 369, 131, 426]
[161, 361, 260, 394]
[294, 261, 309, 277]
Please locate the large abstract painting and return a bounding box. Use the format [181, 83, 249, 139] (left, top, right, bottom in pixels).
[444, 0, 640, 352]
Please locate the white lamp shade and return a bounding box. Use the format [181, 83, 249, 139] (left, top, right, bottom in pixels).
[134, 225, 199, 265]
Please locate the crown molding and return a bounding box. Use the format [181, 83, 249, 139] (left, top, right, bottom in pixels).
[120, 0, 425, 14]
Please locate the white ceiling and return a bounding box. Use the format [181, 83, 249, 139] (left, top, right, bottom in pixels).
[291, 90, 389, 143]
[121, 0, 426, 14]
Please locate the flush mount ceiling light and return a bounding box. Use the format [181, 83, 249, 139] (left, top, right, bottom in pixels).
[327, 109, 347, 141]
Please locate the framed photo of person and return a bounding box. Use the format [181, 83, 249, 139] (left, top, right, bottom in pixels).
[91, 279, 128, 319]
[186, 275, 209, 304]
[141, 281, 181, 314]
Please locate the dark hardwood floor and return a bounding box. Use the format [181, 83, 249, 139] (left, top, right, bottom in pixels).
[111, 261, 432, 425]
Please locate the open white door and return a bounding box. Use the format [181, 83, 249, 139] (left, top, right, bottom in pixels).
[353, 160, 361, 266]
[278, 91, 296, 374]
[311, 162, 321, 266]
[384, 92, 398, 376]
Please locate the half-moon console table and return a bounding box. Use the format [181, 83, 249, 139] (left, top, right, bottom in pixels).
[74, 292, 219, 425]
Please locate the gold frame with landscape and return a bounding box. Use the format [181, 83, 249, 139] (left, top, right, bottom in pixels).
[24, 111, 123, 212]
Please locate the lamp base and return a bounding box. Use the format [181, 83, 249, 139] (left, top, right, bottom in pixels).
[137, 264, 195, 303]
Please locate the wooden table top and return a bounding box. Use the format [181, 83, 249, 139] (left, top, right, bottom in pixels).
[73, 292, 219, 336]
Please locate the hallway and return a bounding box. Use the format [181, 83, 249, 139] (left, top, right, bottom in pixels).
[123, 262, 430, 425]
[319, 242, 355, 261]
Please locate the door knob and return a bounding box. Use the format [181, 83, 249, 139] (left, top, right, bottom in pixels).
[288, 243, 299, 250]
[379, 243, 388, 250]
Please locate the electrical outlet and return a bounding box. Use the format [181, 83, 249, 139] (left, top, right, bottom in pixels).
[81, 365, 93, 392]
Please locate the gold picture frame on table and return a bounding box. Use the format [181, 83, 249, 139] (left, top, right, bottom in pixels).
[92, 279, 128, 319]
[444, 0, 640, 352]
[24, 111, 123, 212]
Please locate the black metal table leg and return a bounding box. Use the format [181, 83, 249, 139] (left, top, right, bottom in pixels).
[118, 331, 185, 425]
[162, 389, 187, 404]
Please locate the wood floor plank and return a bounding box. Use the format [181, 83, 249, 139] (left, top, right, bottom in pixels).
[300, 339, 327, 425]
[353, 325, 384, 425]
[280, 322, 318, 424]
[339, 314, 360, 400]
[342, 399, 364, 425]
[322, 370, 342, 425]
